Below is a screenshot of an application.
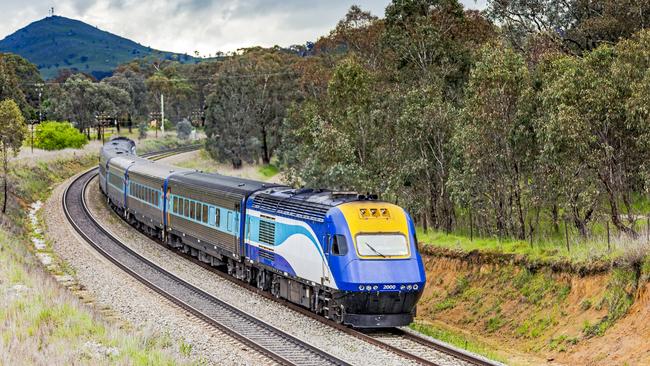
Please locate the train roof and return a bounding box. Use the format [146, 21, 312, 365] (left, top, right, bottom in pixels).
[169, 171, 286, 197]
[101, 137, 136, 159]
[129, 158, 191, 180]
[250, 188, 369, 223]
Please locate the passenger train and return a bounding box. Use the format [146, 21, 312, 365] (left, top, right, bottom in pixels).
[99, 137, 426, 328]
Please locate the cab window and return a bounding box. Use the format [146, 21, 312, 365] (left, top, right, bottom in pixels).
[331, 235, 348, 256]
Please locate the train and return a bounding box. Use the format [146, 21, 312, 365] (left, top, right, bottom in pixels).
[99, 137, 426, 328]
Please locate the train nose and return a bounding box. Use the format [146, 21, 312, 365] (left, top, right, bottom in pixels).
[340, 258, 425, 290]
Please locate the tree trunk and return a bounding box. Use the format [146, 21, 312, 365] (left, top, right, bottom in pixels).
[513, 164, 526, 240]
[601, 172, 638, 237]
[232, 157, 242, 170]
[421, 211, 428, 233]
[571, 205, 593, 237]
[428, 183, 439, 229]
[261, 127, 270, 165]
[551, 204, 560, 233]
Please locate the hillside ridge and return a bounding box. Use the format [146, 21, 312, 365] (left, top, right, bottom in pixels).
[0, 15, 197, 79]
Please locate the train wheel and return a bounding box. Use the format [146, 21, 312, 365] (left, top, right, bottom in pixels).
[271, 275, 281, 298]
[256, 270, 270, 291]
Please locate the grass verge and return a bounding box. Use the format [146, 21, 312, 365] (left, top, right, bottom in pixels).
[0, 136, 200, 365]
[410, 321, 507, 363]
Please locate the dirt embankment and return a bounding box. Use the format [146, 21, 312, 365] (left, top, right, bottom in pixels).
[418, 247, 650, 365]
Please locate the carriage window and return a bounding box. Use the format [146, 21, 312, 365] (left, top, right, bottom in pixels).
[227, 212, 233, 231]
[183, 199, 189, 217]
[331, 235, 348, 256]
[189, 201, 195, 220]
[215, 209, 221, 226]
[173, 197, 178, 213]
[202, 205, 209, 224]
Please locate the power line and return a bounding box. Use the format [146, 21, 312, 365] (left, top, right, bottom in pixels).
[17, 71, 298, 87]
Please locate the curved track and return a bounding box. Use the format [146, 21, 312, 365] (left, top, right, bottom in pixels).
[70, 147, 501, 366]
[63, 149, 350, 366]
[154, 239, 500, 366]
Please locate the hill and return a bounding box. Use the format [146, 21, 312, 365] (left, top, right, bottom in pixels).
[0, 16, 198, 80]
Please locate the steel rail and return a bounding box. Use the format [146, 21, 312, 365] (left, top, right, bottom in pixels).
[87, 146, 500, 366]
[63, 148, 349, 366]
[94, 164, 500, 366]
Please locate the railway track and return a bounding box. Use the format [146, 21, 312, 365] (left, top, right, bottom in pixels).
[74, 146, 501, 366]
[63, 148, 349, 366]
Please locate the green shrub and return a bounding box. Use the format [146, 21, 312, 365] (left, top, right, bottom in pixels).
[176, 119, 193, 140]
[34, 121, 87, 150]
[138, 122, 148, 139]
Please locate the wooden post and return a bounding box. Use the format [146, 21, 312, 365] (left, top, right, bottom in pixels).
[564, 220, 570, 253]
[647, 216, 649, 243]
[607, 221, 611, 252]
[529, 218, 533, 248]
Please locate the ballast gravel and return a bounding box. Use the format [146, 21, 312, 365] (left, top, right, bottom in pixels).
[45, 176, 271, 366]
[46, 168, 472, 366]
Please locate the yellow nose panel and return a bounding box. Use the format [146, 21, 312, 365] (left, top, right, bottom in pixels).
[338, 201, 410, 237]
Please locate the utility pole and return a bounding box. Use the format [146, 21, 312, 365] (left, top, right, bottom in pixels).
[29, 119, 37, 153]
[160, 93, 165, 136]
[34, 83, 43, 153]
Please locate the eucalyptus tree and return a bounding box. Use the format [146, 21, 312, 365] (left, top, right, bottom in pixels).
[205, 48, 298, 167]
[0, 99, 27, 213]
[51, 75, 131, 137]
[394, 85, 457, 231]
[487, 0, 650, 53]
[451, 43, 535, 239]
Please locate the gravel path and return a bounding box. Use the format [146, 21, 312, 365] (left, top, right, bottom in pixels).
[44, 174, 271, 366]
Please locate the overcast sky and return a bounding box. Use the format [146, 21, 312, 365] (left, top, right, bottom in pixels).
[0, 0, 487, 55]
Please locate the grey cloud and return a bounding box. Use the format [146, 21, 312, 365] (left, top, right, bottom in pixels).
[0, 0, 486, 54]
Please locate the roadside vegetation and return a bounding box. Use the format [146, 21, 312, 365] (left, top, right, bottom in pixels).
[410, 322, 506, 363]
[0, 136, 198, 364]
[33, 121, 88, 150]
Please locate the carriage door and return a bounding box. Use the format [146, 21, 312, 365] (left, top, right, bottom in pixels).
[321, 232, 332, 287]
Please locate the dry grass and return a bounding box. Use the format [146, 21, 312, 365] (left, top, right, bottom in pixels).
[0, 136, 204, 365]
[0, 228, 195, 365]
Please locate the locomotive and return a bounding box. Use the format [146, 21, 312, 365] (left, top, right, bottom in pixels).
[99, 137, 426, 328]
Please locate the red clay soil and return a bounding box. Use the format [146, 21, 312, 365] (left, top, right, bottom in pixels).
[417, 253, 648, 366]
[557, 282, 650, 365]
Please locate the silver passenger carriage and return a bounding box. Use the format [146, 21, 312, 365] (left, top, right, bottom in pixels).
[166, 172, 283, 265]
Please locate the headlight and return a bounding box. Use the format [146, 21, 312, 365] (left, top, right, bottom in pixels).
[359, 285, 365, 291]
[400, 285, 406, 290]
[365, 285, 372, 291]
[372, 285, 378, 291]
[413, 284, 419, 290]
[407, 285, 412, 290]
